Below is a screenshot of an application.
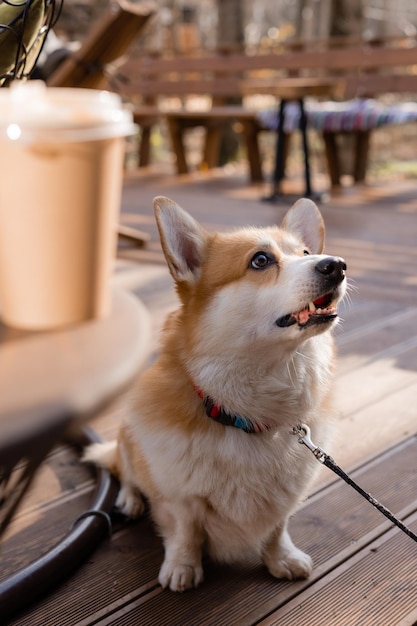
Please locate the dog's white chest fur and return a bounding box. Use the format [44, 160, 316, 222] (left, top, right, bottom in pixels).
[133, 421, 321, 562]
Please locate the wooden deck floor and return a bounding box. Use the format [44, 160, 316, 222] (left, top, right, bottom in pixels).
[2, 168, 417, 625]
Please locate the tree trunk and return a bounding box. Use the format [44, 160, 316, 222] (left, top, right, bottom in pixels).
[217, 0, 244, 50]
[330, 0, 363, 38]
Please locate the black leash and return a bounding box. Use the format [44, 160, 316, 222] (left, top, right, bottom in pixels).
[292, 424, 417, 543]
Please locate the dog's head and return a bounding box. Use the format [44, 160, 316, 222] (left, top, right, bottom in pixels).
[154, 196, 346, 354]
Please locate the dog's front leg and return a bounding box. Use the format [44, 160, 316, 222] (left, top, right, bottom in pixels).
[154, 500, 205, 592]
[262, 520, 312, 581]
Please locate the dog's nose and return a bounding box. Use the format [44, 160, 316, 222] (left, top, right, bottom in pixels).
[315, 256, 347, 282]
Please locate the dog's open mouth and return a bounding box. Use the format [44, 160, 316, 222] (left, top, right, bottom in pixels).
[276, 292, 338, 328]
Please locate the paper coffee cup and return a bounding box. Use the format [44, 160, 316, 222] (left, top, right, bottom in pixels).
[0, 82, 136, 330]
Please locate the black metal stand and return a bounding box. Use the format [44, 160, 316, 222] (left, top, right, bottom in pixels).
[263, 98, 322, 203]
[298, 98, 312, 197]
[0, 427, 119, 621]
[273, 99, 287, 193]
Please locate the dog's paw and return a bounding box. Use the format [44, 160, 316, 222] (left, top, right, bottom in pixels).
[158, 560, 204, 592]
[115, 485, 145, 518]
[265, 546, 313, 581]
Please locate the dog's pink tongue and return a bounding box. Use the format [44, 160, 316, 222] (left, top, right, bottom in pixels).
[298, 309, 310, 324]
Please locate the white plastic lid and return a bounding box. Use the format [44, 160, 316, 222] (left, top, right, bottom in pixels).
[0, 81, 137, 143]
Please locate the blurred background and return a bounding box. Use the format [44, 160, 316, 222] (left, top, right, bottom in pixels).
[56, 0, 417, 48]
[47, 0, 417, 185]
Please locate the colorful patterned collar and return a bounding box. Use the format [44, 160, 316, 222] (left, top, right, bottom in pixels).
[194, 386, 270, 434]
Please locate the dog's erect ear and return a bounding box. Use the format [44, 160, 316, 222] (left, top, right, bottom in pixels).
[153, 196, 208, 283]
[280, 198, 325, 254]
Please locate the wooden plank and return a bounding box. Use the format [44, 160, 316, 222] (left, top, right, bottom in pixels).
[121, 77, 340, 99]
[323, 236, 417, 306]
[165, 107, 260, 121]
[334, 342, 417, 418]
[260, 513, 417, 625]
[8, 521, 163, 626]
[335, 380, 417, 471]
[343, 282, 417, 306]
[117, 225, 150, 245]
[1, 485, 94, 585]
[9, 437, 417, 626]
[336, 305, 417, 351]
[121, 77, 245, 98]
[331, 288, 417, 468]
[335, 254, 417, 279]
[124, 45, 417, 76]
[345, 73, 417, 98]
[47, 1, 154, 89]
[336, 307, 417, 374]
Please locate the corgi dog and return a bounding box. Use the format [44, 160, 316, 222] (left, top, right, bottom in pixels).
[84, 196, 347, 592]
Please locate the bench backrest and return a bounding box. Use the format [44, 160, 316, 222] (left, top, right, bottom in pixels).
[116, 38, 417, 101]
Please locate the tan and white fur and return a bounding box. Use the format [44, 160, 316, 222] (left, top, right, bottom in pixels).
[84, 196, 347, 592]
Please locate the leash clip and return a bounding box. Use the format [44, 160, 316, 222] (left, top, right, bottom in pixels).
[291, 424, 417, 544]
[292, 424, 327, 463]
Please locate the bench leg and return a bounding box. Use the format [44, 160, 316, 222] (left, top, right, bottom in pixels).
[353, 130, 370, 183]
[203, 119, 264, 182]
[323, 131, 370, 187]
[241, 119, 264, 183]
[322, 132, 342, 187]
[166, 117, 189, 174]
[138, 126, 152, 167]
[203, 127, 222, 169]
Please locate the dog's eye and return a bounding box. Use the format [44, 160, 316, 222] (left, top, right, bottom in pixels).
[303, 249, 310, 256]
[250, 251, 274, 269]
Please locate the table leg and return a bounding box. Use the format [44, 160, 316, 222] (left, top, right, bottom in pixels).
[0, 404, 73, 538]
[299, 98, 312, 197]
[273, 99, 286, 194]
[264, 98, 322, 202]
[166, 117, 189, 175]
[353, 130, 370, 183]
[322, 132, 342, 187]
[241, 118, 264, 183]
[203, 126, 222, 169]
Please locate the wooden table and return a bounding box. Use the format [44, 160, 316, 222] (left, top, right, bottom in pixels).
[0, 288, 151, 617]
[0, 288, 151, 535]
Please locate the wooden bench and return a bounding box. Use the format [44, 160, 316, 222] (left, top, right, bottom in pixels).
[116, 36, 417, 187]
